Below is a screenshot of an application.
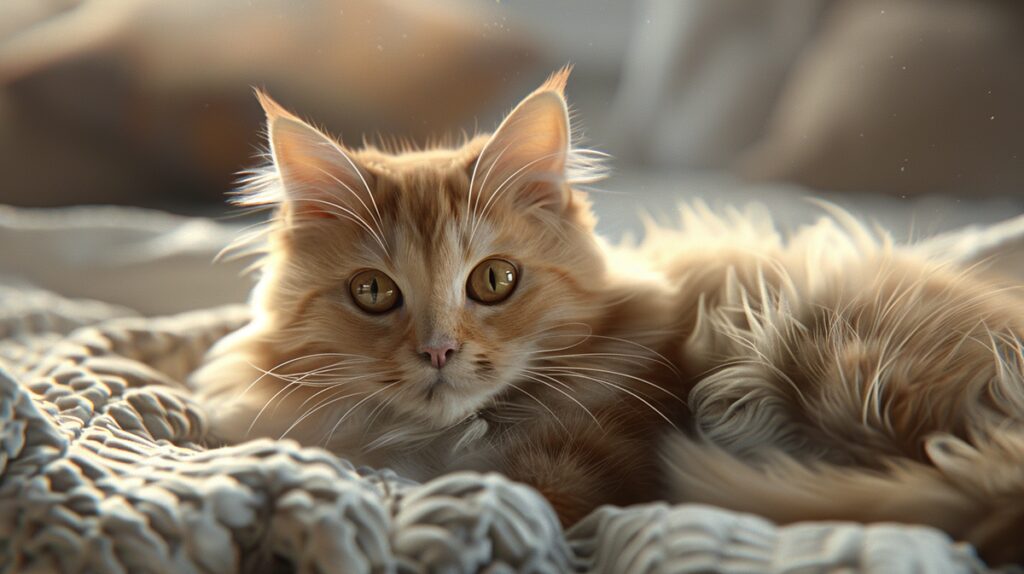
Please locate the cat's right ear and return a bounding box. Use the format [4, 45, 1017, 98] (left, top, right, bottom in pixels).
[471, 68, 573, 214]
[250, 90, 374, 220]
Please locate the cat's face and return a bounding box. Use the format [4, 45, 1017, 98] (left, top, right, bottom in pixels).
[246, 70, 609, 428]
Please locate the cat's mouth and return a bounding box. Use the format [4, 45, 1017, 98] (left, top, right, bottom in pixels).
[424, 376, 446, 401]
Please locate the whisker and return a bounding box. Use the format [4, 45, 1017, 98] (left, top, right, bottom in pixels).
[363, 383, 408, 433]
[523, 323, 595, 353]
[536, 365, 684, 404]
[290, 197, 390, 257]
[476, 151, 565, 230]
[534, 351, 664, 371]
[309, 163, 391, 259]
[559, 333, 683, 378]
[281, 371, 385, 413]
[323, 381, 401, 446]
[468, 142, 514, 237]
[310, 163, 384, 231]
[310, 140, 387, 244]
[540, 369, 678, 429]
[270, 362, 375, 383]
[470, 150, 567, 245]
[279, 389, 372, 440]
[247, 369, 377, 437]
[237, 353, 373, 400]
[522, 321, 593, 340]
[507, 382, 569, 434]
[293, 381, 372, 417]
[520, 371, 603, 429]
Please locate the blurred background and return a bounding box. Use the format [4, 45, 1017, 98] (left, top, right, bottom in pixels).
[1, 0, 1022, 313]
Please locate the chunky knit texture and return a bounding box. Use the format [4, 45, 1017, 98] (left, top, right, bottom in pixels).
[0, 283, 989, 573]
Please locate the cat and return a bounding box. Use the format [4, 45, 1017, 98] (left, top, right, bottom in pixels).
[193, 68, 686, 524]
[192, 68, 1024, 564]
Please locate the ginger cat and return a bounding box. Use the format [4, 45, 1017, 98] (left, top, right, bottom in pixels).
[193, 69, 1024, 565]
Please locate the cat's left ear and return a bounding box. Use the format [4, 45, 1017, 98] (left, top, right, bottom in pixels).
[473, 67, 573, 213]
[250, 90, 374, 221]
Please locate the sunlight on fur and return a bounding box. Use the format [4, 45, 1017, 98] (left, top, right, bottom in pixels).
[192, 69, 1024, 564]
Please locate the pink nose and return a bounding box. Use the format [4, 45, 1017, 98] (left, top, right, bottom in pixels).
[419, 341, 459, 369]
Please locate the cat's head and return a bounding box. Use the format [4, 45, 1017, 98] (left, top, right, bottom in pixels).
[238, 69, 612, 428]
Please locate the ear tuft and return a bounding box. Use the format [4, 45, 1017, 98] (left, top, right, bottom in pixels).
[254, 88, 300, 124]
[536, 64, 572, 96]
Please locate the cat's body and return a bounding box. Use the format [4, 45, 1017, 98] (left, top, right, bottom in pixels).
[193, 70, 1024, 564]
[647, 207, 1024, 564]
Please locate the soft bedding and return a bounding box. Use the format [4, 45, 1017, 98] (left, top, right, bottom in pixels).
[0, 199, 1019, 573]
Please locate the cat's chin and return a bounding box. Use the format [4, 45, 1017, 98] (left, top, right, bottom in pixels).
[395, 375, 506, 430]
[409, 397, 491, 430]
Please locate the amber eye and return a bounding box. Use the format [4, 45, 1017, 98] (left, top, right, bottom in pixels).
[467, 258, 519, 304]
[349, 269, 401, 313]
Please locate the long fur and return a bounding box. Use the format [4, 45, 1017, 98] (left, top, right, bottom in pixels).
[636, 205, 1024, 564]
[193, 71, 1024, 565]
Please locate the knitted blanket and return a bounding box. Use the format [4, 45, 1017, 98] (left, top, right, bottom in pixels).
[0, 282, 992, 573]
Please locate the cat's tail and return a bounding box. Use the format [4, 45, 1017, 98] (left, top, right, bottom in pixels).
[662, 430, 1024, 565]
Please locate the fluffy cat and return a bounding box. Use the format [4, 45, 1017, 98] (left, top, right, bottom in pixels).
[193, 69, 1024, 564]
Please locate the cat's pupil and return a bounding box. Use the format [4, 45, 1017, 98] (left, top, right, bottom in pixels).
[370, 278, 379, 303]
[488, 267, 497, 292]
